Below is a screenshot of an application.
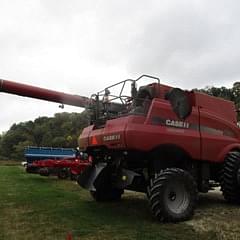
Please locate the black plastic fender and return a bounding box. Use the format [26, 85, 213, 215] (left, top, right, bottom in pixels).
[77, 163, 107, 191]
[77, 163, 140, 191]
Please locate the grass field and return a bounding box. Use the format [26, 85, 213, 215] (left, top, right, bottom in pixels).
[0, 163, 239, 240]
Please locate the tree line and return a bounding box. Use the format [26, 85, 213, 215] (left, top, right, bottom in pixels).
[0, 111, 89, 160]
[0, 82, 240, 161]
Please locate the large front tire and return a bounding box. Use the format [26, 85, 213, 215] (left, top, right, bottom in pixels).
[148, 168, 198, 222]
[220, 151, 240, 203]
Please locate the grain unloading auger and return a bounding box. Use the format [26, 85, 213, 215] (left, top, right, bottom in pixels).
[0, 79, 90, 108]
[1, 75, 240, 222]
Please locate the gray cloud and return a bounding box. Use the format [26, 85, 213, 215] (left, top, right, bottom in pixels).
[72, 0, 240, 88]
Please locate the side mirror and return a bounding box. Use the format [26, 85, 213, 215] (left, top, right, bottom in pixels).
[165, 88, 192, 120]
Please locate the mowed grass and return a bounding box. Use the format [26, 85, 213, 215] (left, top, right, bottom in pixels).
[0, 163, 236, 240]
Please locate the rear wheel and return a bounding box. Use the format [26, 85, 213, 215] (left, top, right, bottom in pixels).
[220, 151, 240, 203]
[57, 168, 69, 179]
[39, 167, 50, 176]
[148, 168, 198, 222]
[90, 188, 123, 202]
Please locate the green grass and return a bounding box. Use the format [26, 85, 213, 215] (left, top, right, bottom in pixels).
[0, 160, 21, 166]
[0, 164, 225, 240]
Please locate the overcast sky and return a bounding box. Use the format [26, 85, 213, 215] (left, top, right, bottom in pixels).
[0, 0, 240, 133]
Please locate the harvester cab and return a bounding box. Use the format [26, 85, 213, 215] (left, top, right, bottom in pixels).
[88, 75, 161, 125]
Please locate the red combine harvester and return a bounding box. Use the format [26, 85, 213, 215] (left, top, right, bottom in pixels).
[32, 157, 91, 180]
[1, 75, 240, 222]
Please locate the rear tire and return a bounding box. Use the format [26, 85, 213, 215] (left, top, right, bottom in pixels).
[57, 168, 69, 179]
[90, 188, 123, 202]
[220, 151, 240, 203]
[148, 168, 198, 222]
[39, 167, 50, 176]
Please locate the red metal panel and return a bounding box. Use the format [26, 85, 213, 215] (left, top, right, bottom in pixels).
[88, 117, 129, 149]
[194, 91, 237, 123]
[200, 108, 240, 162]
[125, 100, 201, 159]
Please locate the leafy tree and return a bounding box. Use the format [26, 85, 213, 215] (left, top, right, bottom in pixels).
[0, 112, 89, 160]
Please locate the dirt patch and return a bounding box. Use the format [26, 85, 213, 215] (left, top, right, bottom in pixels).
[186, 188, 240, 240]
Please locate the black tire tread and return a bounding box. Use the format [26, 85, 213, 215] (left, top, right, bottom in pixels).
[220, 151, 240, 203]
[57, 168, 69, 179]
[148, 168, 198, 222]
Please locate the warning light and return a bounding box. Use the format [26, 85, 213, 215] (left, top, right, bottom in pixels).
[91, 136, 98, 145]
[122, 175, 127, 181]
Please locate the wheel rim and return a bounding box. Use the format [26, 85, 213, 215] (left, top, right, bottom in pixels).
[164, 181, 190, 214]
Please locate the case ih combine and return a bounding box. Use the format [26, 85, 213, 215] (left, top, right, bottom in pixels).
[1, 75, 240, 222]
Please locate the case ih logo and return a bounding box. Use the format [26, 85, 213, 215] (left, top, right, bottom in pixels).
[103, 134, 121, 141]
[165, 119, 190, 129]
